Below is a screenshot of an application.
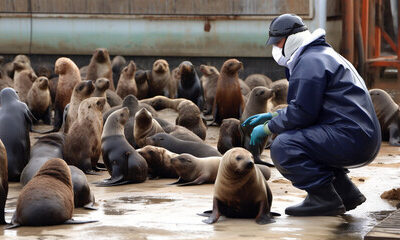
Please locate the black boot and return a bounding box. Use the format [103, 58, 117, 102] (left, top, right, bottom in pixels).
[333, 171, 366, 211]
[285, 183, 345, 216]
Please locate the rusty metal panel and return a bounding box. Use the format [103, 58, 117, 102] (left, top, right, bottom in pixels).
[106, 0, 130, 14]
[0, 0, 29, 12]
[327, 0, 341, 17]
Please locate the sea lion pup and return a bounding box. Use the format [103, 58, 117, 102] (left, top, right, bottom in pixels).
[135, 69, 150, 99]
[146, 133, 222, 158]
[64, 97, 105, 174]
[0, 69, 14, 91]
[140, 96, 187, 111]
[106, 89, 123, 107]
[217, 118, 242, 154]
[177, 61, 204, 111]
[7, 55, 32, 79]
[86, 48, 114, 90]
[267, 79, 289, 112]
[213, 59, 245, 125]
[137, 145, 179, 179]
[200, 64, 219, 115]
[0, 139, 8, 224]
[100, 107, 148, 186]
[0, 88, 33, 182]
[148, 59, 171, 97]
[201, 148, 278, 225]
[176, 100, 207, 140]
[244, 74, 272, 90]
[116, 60, 137, 99]
[93, 77, 111, 113]
[9, 158, 97, 228]
[170, 154, 220, 186]
[13, 61, 37, 103]
[134, 108, 164, 148]
[27, 76, 52, 124]
[370, 88, 400, 146]
[53, 57, 82, 132]
[64, 80, 95, 134]
[69, 166, 96, 209]
[111, 55, 127, 88]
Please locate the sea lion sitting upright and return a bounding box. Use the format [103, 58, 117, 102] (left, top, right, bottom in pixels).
[137, 145, 179, 179]
[86, 48, 114, 90]
[0, 139, 8, 224]
[116, 60, 137, 99]
[111, 55, 126, 89]
[213, 59, 245, 125]
[135, 70, 150, 100]
[93, 77, 111, 113]
[27, 76, 52, 124]
[200, 64, 219, 115]
[9, 158, 97, 227]
[148, 59, 171, 97]
[134, 108, 164, 148]
[0, 88, 33, 182]
[100, 107, 148, 186]
[177, 61, 204, 111]
[217, 118, 242, 154]
[175, 100, 207, 140]
[370, 88, 400, 146]
[13, 61, 37, 103]
[200, 148, 278, 225]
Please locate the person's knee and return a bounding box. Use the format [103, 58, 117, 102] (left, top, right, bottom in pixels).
[270, 134, 289, 161]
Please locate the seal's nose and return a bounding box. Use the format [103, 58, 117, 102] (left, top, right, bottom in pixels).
[245, 161, 254, 169]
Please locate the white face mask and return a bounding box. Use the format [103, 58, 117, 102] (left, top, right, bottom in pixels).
[272, 45, 288, 67]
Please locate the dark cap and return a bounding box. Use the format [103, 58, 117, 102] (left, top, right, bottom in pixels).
[266, 13, 308, 45]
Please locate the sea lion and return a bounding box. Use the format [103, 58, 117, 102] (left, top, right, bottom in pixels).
[201, 147, 277, 225]
[176, 100, 207, 140]
[0, 139, 7, 224]
[106, 89, 123, 107]
[170, 154, 220, 186]
[10, 158, 96, 227]
[168, 125, 204, 143]
[116, 61, 138, 99]
[177, 61, 204, 110]
[0, 88, 33, 181]
[146, 133, 221, 158]
[135, 70, 150, 99]
[0, 68, 13, 91]
[13, 61, 37, 103]
[370, 88, 400, 146]
[100, 107, 148, 185]
[239, 79, 251, 97]
[140, 96, 187, 111]
[64, 80, 95, 133]
[134, 108, 164, 147]
[35, 62, 56, 79]
[148, 59, 171, 97]
[244, 74, 272, 90]
[27, 76, 51, 124]
[213, 59, 245, 125]
[86, 48, 114, 90]
[53, 57, 82, 132]
[200, 64, 219, 115]
[64, 97, 105, 173]
[69, 166, 96, 209]
[217, 118, 242, 154]
[8, 55, 32, 79]
[137, 145, 179, 179]
[48, 76, 58, 104]
[93, 77, 111, 113]
[267, 79, 289, 112]
[111, 55, 127, 89]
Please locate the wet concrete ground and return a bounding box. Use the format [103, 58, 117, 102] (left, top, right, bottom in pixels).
[2, 109, 400, 240]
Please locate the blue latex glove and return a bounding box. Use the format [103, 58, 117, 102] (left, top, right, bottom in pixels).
[242, 112, 278, 127]
[250, 122, 272, 146]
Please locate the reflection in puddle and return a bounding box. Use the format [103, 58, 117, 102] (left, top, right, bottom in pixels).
[102, 196, 175, 216]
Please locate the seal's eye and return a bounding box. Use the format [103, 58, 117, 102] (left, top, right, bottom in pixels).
[78, 85, 84, 91]
[236, 156, 242, 161]
[159, 137, 164, 141]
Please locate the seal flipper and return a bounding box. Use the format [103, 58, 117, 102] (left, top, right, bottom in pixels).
[83, 202, 98, 210]
[96, 175, 127, 187]
[255, 200, 275, 225]
[168, 177, 186, 185]
[177, 175, 208, 186]
[64, 219, 98, 224]
[202, 197, 221, 224]
[388, 122, 400, 146]
[5, 223, 21, 229]
[197, 210, 212, 217]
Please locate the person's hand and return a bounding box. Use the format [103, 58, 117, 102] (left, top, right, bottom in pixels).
[242, 112, 278, 127]
[250, 123, 272, 146]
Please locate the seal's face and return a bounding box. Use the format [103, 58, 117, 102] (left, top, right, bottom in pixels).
[224, 148, 254, 176]
[170, 154, 195, 173]
[95, 78, 110, 91]
[75, 80, 95, 98]
[37, 77, 49, 90]
[153, 59, 169, 74]
[135, 108, 152, 128]
[200, 65, 219, 77]
[222, 59, 243, 75]
[122, 61, 136, 77]
[254, 87, 273, 101]
[145, 133, 166, 146]
[94, 48, 109, 63]
[137, 146, 162, 167]
[55, 58, 71, 75]
[116, 107, 129, 125]
[179, 61, 194, 75]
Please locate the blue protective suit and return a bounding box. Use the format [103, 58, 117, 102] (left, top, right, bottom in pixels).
[268, 34, 381, 190]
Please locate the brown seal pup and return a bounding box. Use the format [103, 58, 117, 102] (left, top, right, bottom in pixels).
[86, 48, 114, 90]
[64, 97, 105, 173]
[217, 118, 242, 154]
[135, 70, 150, 99]
[267, 79, 289, 112]
[100, 107, 148, 185]
[0, 88, 33, 181]
[111, 55, 126, 89]
[134, 108, 164, 147]
[0, 139, 8, 224]
[148, 59, 171, 97]
[13, 61, 37, 103]
[201, 147, 277, 225]
[146, 133, 221, 158]
[213, 59, 245, 125]
[10, 158, 96, 227]
[244, 74, 272, 90]
[177, 61, 204, 111]
[116, 60, 138, 99]
[93, 77, 111, 113]
[64, 80, 95, 133]
[370, 88, 400, 145]
[140, 96, 187, 111]
[137, 145, 179, 179]
[176, 100, 207, 140]
[170, 154, 220, 186]
[27, 76, 52, 124]
[200, 64, 219, 115]
[53, 57, 82, 132]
